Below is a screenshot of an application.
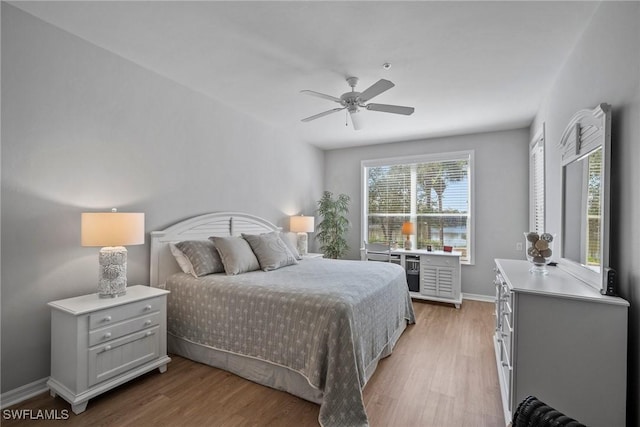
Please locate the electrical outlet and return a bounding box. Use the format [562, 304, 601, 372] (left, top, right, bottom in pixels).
[516, 242, 523, 251]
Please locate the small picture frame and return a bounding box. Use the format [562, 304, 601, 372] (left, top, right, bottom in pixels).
[426, 245, 432, 252]
[443, 245, 453, 253]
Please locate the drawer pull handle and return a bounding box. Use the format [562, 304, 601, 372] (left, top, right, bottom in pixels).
[144, 305, 152, 311]
[103, 332, 112, 339]
[103, 316, 112, 322]
[146, 331, 154, 337]
[103, 345, 111, 352]
[144, 320, 152, 326]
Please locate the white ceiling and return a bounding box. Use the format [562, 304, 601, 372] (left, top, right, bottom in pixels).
[11, 1, 600, 149]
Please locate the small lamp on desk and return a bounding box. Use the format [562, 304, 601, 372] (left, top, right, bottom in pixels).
[401, 221, 415, 250]
[81, 209, 145, 298]
[290, 215, 315, 256]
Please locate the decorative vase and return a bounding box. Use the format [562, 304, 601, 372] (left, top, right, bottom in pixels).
[524, 232, 555, 274]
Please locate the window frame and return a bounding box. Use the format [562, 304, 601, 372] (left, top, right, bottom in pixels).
[361, 150, 475, 265]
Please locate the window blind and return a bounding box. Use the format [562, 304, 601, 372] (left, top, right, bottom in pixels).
[364, 152, 472, 263]
[530, 138, 545, 233]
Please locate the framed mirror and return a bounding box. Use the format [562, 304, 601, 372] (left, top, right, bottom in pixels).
[558, 103, 611, 292]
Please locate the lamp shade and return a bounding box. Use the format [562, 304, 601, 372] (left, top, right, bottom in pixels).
[401, 221, 415, 235]
[290, 215, 315, 233]
[81, 212, 145, 247]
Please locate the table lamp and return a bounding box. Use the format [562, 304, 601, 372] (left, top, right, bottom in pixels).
[401, 221, 415, 250]
[290, 215, 315, 256]
[81, 209, 145, 298]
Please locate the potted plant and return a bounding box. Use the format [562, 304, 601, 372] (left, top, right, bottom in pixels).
[316, 191, 350, 259]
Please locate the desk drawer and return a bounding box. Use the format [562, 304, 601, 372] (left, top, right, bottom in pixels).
[420, 255, 456, 268]
[89, 297, 162, 330]
[89, 312, 160, 346]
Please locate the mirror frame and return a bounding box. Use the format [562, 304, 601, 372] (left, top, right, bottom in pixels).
[558, 103, 611, 292]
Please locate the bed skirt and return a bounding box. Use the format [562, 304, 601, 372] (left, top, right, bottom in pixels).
[167, 318, 407, 408]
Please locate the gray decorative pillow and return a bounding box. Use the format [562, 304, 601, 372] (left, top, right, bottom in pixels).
[210, 236, 260, 275]
[174, 240, 224, 277]
[279, 231, 302, 260]
[242, 232, 298, 271]
[169, 243, 195, 276]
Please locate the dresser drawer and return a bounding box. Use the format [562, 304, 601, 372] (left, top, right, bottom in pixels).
[89, 312, 160, 346]
[420, 255, 456, 268]
[88, 326, 160, 387]
[89, 297, 162, 330]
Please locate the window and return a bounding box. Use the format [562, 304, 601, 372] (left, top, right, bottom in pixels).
[530, 128, 545, 233]
[362, 151, 474, 264]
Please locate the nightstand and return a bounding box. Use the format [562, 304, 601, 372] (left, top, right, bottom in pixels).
[47, 285, 171, 414]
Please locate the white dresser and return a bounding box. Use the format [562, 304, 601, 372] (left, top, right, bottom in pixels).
[494, 259, 628, 426]
[47, 285, 171, 414]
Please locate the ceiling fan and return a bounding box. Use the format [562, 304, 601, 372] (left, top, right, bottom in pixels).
[300, 77, 415, 130]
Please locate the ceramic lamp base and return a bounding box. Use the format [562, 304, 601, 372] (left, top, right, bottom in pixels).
[296, 232, 309, 256]
[404, 236, 412, 250]
[98, 246, 128, 298]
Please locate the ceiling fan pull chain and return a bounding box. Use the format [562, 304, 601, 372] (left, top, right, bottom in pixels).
[345, 111, 348, 127]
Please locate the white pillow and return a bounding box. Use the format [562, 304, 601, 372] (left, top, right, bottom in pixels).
[170, 243, 194, 276]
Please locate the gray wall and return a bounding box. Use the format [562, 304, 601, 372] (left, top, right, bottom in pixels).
[531, 2, 640, 425]
[324, 128, 530, 297]
[1, 4, 323, 393]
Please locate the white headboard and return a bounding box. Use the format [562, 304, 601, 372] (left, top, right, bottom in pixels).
[149, 212, 281, 287]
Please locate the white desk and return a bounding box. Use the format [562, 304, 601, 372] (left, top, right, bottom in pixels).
[363, 248, 462, 308]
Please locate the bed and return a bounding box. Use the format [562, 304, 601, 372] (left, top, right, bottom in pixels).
[150, 212, 415, 427]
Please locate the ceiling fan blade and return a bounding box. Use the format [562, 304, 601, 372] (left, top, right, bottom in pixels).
[349, 110, 363, 130]
[300, 90, 342, 103]
[366, 103, 415, 115]
[301, 107, 345, 122]
[358, 79, 395, 102]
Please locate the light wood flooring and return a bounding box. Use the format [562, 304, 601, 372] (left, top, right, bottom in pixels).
[3, 300, 504, 427]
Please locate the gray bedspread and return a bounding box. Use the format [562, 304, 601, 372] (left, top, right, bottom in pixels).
[165, 258, 415, 427]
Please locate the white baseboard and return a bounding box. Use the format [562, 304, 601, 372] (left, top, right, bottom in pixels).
[0, 378, 49, 409]
[462, 292, 496, 303]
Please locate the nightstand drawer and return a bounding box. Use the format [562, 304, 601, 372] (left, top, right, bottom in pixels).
[89, 297, 161, 330]
[88, 326, 160, 387]
[89, 312, 160, 346]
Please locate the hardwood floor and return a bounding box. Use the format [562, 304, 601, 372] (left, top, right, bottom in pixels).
[3, 300, 504, 427]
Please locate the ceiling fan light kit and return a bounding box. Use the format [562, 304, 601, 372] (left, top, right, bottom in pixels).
[300, 76, 414, 130]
